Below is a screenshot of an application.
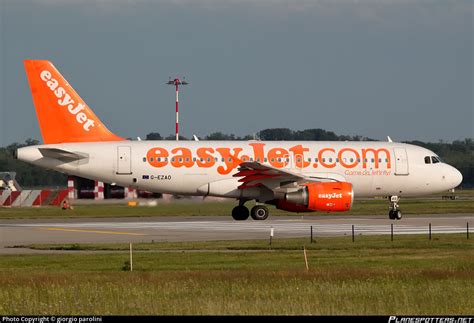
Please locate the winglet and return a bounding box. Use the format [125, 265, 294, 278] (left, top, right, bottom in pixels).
[387, 136, 393, 142]
[24, 60, 125, 144]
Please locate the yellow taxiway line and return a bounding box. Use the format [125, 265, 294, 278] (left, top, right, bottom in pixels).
[40, 227, 147, 236]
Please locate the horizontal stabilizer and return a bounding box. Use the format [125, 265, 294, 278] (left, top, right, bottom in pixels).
[38, 148, 87, 162]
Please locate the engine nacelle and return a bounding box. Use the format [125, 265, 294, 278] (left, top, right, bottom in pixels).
[280, 182, 354, 212]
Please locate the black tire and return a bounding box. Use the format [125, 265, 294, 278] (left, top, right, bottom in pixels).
[389, 210, 395, 220]
[395, 210, 402, 220]
[250, 205, 270, 221]
[232, 206, 250, 221]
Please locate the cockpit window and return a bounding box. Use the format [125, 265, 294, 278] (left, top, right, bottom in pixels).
[431, 156, 440, 164]
[424, 156, 431, 164]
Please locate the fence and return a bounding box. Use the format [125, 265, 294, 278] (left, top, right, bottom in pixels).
[307, 223, 470, 243]
[0, 189, 69, 207]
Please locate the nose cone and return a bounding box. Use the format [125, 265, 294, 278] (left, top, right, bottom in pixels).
[451, 167, 463, 188]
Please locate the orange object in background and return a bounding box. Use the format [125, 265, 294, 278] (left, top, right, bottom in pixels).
[61, 199, 70, 210]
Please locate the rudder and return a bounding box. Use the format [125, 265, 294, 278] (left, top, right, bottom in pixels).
[24, 60, 124, 144]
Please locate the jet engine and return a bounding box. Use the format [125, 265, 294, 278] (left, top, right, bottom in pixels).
[277, 182, 354, 212]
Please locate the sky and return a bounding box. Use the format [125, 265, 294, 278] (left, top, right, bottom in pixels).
[0, 0, 472, 146]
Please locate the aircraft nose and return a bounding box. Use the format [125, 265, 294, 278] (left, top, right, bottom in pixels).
[451, 167, 463, 188]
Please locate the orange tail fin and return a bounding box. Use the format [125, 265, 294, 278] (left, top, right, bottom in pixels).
[24, 60, 124, 144]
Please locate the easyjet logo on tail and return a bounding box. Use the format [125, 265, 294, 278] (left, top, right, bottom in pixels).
[40, 70, 95, 132]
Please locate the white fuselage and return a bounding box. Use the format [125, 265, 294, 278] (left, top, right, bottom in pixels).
[17, 140, 462, 201]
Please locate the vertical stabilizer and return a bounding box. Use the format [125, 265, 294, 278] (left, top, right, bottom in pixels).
[24, 60, 124, 144]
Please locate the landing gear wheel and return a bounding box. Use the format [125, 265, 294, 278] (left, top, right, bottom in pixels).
[388, 196, 402, 221]
[232, 206, 250, 221]
[250, 205, 270, 221]
[394, 210, 402, 220]
[389, 210, 395, 220]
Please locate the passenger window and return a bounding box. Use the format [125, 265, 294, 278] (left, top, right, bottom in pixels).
[143, 157, 146, 162]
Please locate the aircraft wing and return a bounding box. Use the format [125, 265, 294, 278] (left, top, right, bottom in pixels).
[233, 161, 345, 189]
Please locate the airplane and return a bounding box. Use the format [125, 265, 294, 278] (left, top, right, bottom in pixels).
[17, 60, 463, 221]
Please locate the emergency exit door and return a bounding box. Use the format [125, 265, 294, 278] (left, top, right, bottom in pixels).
[117, 146, 132, 175]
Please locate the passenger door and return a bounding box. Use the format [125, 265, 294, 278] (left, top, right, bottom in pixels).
[394, 147, 409, 175]
[117, 146, 132, 175]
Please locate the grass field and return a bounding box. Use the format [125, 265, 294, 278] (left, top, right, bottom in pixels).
[0, 198, 473, 219]
[1, 234, 473, 315]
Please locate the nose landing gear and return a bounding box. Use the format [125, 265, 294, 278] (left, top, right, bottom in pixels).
[388, 196, 402, 220]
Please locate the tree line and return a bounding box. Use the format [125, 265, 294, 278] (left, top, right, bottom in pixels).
[1, 129, 472, 188]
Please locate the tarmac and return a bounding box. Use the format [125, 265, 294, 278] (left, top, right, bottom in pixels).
[0, 213, 472, 253]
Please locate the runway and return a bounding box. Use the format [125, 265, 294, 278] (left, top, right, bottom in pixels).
[0, 214, 472, 253]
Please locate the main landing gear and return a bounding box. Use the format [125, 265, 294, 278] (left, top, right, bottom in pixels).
[388, 196, 402, 220]
[231, 201, 269, 221]
[231, 204, 249, 221]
